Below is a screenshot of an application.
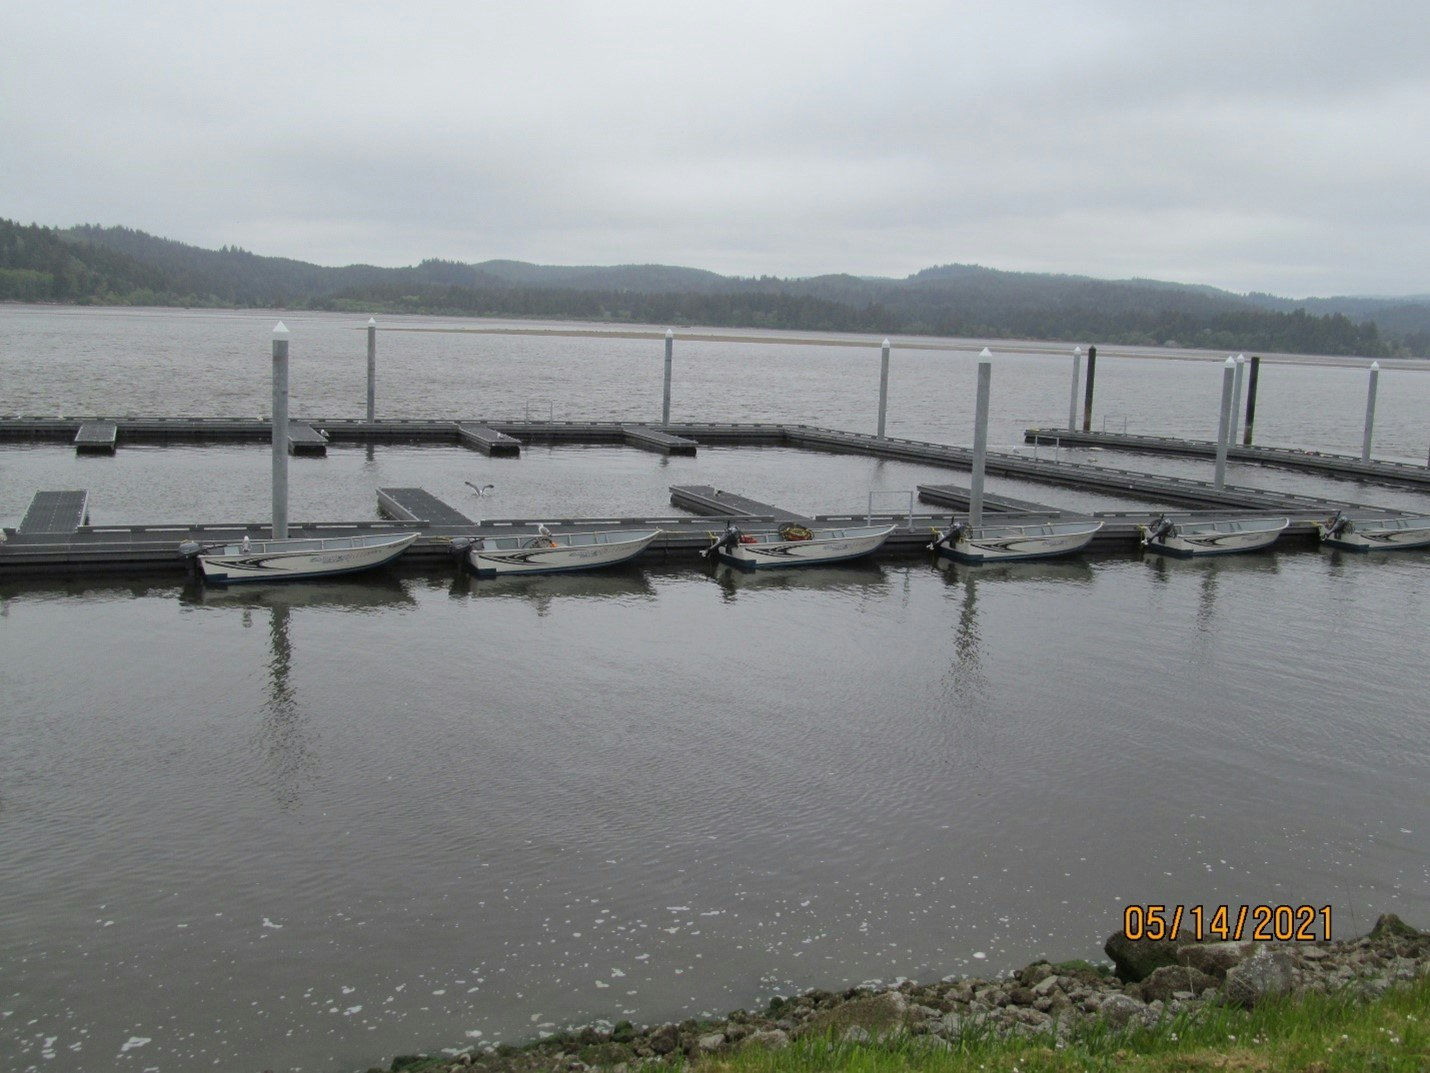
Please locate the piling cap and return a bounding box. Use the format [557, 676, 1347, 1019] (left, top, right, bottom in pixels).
[368, 317, 377, 327]
[979, 347, 993, 360]
[1236, 353, 1246, 363]
[1371, 361, 1380, 370]
[1073, 345, 1082, 356]
[273, 321, 289, 336]
[1224, 356, 1235, 367]
[882, 338, 891, 348]
[665, 328, 674, 339]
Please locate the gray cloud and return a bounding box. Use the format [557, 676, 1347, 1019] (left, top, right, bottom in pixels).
[3, 1, 1427, 296]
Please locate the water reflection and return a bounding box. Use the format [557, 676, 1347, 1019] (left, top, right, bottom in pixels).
[179, 579, 420, 810]
[708, 560, 888, 602]
[449, 567, 657, 616]
[252, 602, 314, 811]
[933, 556, 1096, 586]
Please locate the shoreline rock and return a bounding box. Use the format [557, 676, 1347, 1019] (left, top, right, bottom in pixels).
[376, 913, 1428, 1073]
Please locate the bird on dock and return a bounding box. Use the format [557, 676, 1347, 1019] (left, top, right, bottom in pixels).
[466, 481, 495, 497]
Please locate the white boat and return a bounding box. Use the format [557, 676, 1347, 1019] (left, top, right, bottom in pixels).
[1318, 511, 1430, 552]
[1140, 514, 1288, 557]
[180, 531, 419, 583]
[930, 518, 1103, 563]
[704, 522, 895, 569]
[453, 526, 661, 577]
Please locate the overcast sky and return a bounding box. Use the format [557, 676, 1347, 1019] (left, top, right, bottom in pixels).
[3, 2, 1427, 298]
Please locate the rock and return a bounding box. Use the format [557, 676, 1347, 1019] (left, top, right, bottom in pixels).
[1105, 928, 1195, 983]
[1017, 962, 1055, 986]
[743, 1029, 789, 1050]
[842, 1026, 871, 1043]
[1136, 964, 1217, 1002]
[1176, 940, 1257, 979]
[697, 1033, 725, 1053]
[609, 1021, 635, 1044]
[1370, 914, 1427, 953]
[1008, 987, 1036, 1006]
[1097, 993, 1148, 1031]
[938, 1012, 962, 1037]
[648, 1025, 678, 1055]
[1224, 948, 1297, 1008]
[1032, 974, 1062, 997]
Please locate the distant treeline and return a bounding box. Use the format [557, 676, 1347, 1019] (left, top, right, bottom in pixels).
[1, 218, 1425, 358]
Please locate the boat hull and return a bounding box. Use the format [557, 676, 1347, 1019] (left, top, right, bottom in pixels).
[466, 530, 660, 577]
[1141, 518, 1288, 558]
[937, 521, 1102, 563]
[1318, 516, 1430, 552]
[713, 526, 894, 570]
[197, 532, 419, 583]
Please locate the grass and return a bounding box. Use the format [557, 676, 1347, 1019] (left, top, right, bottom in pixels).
[690, 977, 1428, 1073]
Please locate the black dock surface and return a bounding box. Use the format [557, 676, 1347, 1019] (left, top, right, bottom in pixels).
[288, 423, 329, 456]
[457, 424, 522, 456]
[18, 490, 90, 534]
[74, 422, 117, 454]
[376, 488, 472, 526]
[669, 485, 815, 524]
[623, 425, 698, 455]
[917, 484, 1063, 514]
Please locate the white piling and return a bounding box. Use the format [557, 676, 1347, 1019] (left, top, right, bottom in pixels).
[661, 329, 674, 425]
[271, 321, 290, 539]
[1229, 354, 1246, 446]
[1213, 356, 1235, 490]
[877, 338, 891, 439]
[1068, 346, 1082, 431]
[1362, 361, 1380, 462]
[970, 348, 993, 526]
[366, 317, 377, 422]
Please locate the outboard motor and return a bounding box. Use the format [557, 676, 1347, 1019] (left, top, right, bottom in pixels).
[928, 517, 965, 551]
[178, 540, 203, 579]
[448, 536, 475, 571]
[1142, 514, 1175, 546]
[1324, 511, 1352, 539]
[704, 524, 743, 559]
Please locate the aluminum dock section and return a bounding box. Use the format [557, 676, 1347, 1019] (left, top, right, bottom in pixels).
[669, 485, 815, 524]
[1024, 428, 1430, 489]
[623, 425, 698, 455]
[916, 485, 1063, 514]
[457, 424, 522, 456]
[74, 422, 117, 454]
[287, 423, 329, 456]
[376, 488, 473, 527]
[18, 491, 90, 534]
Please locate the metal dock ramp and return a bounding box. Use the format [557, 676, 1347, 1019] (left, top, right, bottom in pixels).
[669, 485, 814, 524]
[74, 422, 117, 454]
[18, 490, 90, 534]
[457, 424, 522, 456]
[623, 424, 698, 456]
[288, 423, 329, 456]
[376, 487, 472, 526]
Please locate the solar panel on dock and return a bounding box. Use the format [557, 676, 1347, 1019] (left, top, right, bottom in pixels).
[18, 490, 90, 534]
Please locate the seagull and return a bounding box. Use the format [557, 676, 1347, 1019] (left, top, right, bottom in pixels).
[465, 481, 495, 497]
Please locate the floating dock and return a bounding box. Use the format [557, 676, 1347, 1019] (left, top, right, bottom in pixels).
[74, 422, 117, 454]
[1024, 428, 1430, 490]
[1, 417, 1418, 578]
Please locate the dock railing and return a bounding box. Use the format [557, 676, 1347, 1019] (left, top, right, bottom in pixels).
[866, 489, 916, 528]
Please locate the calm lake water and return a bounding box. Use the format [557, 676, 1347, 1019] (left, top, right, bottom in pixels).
[1, 307, 1427, 1073]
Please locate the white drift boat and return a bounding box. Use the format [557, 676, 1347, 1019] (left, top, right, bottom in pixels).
[704, 522, 895, 569]
[930, 518, 1103, 563]
[1140, 514, 1288, 557]
[453, 526, 661, 577]
[180, 531, 419, 583]
[1318, 511, 1430, 552]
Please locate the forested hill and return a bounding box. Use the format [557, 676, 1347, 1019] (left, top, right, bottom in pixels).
[2, 218, 1426, 358]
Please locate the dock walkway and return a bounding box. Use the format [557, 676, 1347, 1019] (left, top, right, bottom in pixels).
[17, 491, 90, 535]
[1024, 428, 1430, 489]
[74, 422, 117, 454]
